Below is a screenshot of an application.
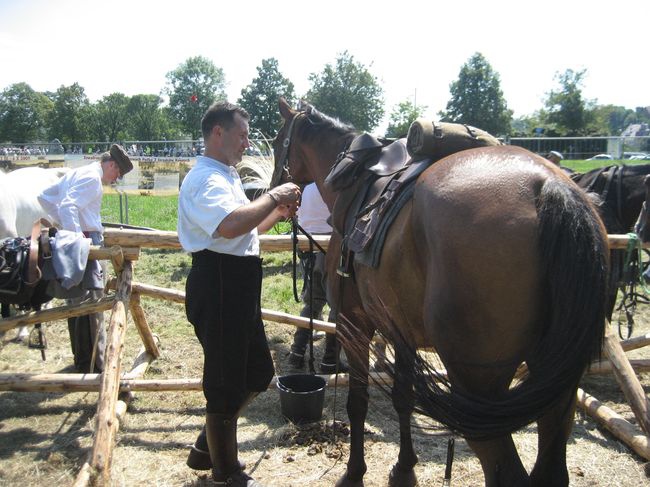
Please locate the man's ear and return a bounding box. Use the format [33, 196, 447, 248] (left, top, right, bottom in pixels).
[212, 124, 223, 138]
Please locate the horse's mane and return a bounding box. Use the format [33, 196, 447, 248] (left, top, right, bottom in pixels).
[295, 103, 357, 143]
[621, 162, 650, 176]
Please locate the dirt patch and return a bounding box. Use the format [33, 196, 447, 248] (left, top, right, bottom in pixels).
[1, 256, 650, 486]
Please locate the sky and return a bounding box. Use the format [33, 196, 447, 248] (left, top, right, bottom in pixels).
[1, 0, 648, 133]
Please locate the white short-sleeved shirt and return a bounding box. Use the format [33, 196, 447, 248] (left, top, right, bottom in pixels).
[37, 161, 104, 233]
[178, 155, 259, 256]
[297, 183, 332, 234]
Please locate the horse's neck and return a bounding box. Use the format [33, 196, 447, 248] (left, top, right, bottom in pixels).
[304, 134, 353, 211]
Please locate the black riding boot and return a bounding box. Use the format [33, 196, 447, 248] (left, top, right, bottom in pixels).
[205, 413, 263, 486]
[187, 424, 247, 471]
[320, 334, 349, 374]
[189, 392, 258, 473]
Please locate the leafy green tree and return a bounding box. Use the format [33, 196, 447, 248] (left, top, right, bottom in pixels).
[510, 113, 545, 137]
[92, 93, 130, 141]
[238, 58, 295, 138]
[0, 83, 53, 142]
[634, 106, 650, 124]
[305, 51, 384, 132]
[543, 69, 594, 136]
[585, 105, 632, 136]
[159, 106, 184, 140]
[385, 99, 427, 138]
[164, 56, 226, 138]
[439, 52, 512, 136]
[127, 94, 167, 140]
[49, 82, 90, 142]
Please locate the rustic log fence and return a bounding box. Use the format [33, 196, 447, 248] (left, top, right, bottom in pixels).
[0, 228, 649, 485]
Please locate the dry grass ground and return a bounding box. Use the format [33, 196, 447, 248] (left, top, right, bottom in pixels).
[1, 249, 650, 486]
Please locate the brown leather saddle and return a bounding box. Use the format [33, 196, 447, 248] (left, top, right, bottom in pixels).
[326, 137, 433, 274]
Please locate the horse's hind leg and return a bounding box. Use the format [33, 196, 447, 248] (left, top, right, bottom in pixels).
[466, 435, 529, 487]
[448, 365, 529, 487]
[0, 303, 8, 340]
[388, 347, 417, 487]
[529, 388, 576, 486]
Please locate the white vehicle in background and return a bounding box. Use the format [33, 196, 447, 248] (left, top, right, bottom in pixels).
[586, 154, 613, 161]
[623, 152, 648, 160]
[629, 154, 650, 160]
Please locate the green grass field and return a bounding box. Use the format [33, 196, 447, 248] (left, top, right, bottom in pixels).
[101, 193, 292, 233]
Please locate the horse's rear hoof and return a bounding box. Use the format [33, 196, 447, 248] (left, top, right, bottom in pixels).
[388, 463, 417, 487]
[335, 472, 364, 487]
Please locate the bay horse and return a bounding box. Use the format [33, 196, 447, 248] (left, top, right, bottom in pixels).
[271, 98, 608, 487]
[572, 164, 650, 322]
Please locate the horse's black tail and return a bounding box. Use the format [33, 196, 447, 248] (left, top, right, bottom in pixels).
[372, 177, 609, 441]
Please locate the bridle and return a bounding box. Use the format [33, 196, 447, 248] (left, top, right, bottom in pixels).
[585, 165, 626, 227]
[272, 110, 308, 188]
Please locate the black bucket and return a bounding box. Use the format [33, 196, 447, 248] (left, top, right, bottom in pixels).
[277, 374, 326, 424]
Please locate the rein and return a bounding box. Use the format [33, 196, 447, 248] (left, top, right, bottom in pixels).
[616, 232, 650, 339]
[290, 219, 328, 374]
[587, 165, 625, 227]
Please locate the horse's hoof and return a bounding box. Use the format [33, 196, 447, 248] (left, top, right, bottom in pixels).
[388, 463, 417, 487]
[335, 472, 364, 487]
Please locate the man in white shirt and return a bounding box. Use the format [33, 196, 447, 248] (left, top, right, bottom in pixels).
[288, 183, 346, 374]
[38, 144, 132, 373]
[179, 102, 300, 487]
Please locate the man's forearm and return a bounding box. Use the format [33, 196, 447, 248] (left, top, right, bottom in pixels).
[258, 205, 284, 234]
[213, 193, 277, 239]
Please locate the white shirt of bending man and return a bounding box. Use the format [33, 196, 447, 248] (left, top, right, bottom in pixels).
[38, 158, 121, 233]
[297, 183, 332, 235]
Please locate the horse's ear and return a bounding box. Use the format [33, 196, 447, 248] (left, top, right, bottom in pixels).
[279, 97, 295, 121]
[298, 99, 313, 114]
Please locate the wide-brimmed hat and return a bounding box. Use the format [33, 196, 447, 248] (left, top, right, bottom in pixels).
[109, 144, 133, 176]
[548, 150, 564, 160]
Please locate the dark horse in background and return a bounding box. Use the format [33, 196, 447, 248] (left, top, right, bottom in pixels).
[271, 98, 608, 487]
[572, 164, 650, 322]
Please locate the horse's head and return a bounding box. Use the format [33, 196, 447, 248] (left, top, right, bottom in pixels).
[270, 98, 312, 188]
[271, 97, 357, 190]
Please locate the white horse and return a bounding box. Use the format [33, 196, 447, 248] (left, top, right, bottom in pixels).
[0, 166, 68, 341]
[0, 166, 68, 237]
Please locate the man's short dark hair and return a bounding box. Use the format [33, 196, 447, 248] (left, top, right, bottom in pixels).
[201, 102, 250, 140]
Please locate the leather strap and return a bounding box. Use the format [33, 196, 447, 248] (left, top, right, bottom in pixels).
[25, 220, 41, 286]
[40, 228, 52, 260]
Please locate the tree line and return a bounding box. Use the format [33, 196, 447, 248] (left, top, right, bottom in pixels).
[1, 51, 648, 145]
